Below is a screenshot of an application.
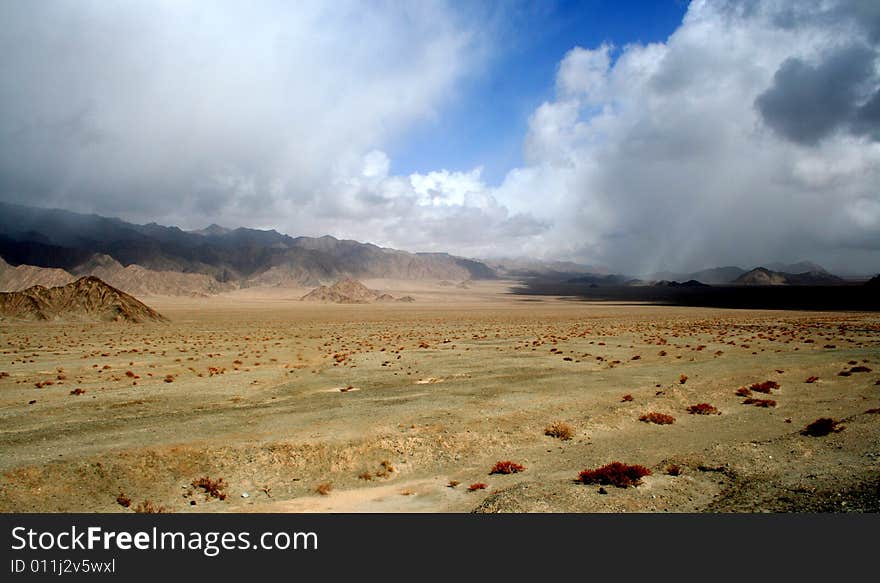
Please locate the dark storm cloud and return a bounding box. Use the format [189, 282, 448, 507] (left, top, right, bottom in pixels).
[755, 44, 879, 145]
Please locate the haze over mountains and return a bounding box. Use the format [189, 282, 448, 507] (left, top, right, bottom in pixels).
[0, 202, 493, 295]
[0, 202, 872, 297]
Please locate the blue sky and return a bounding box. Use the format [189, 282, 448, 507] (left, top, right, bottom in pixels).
[388, 1, 690, 185]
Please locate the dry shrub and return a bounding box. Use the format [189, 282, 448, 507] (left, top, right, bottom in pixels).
[801, 418, 844, 437]
[132, 500, 166, 513]
[192, 476, 227, 500]
[640, 412, 675, 425]
[666, 464, 682, 476]
[805, 376, 819, 384]
[621, 394, 634, 402]
[467, 483, 488, 492]
[864, 408, 880, 414]
[447, 480, 460, 488]
[679, 374, 688, 385]
[848, 366, 872, 373]
[315, 482, 333, 496]
[735, 387, 752, 397]
[750, 380, 779, 393]
[116, 492, 131, 508]
[577, 462, 652, 488]
[742, 398, 776, 408]
[489, 461, 525, 475]
[686, 403, 720, 415]
[544, 421, 574, 440]
[358, 471, 373, 481]
[69, 388, 86, 396]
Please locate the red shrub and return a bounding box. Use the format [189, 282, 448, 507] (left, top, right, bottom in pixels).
[686, 403, 720, 415]
[116, 492, 132, 508]
[801, 418, 844, 437]
[805, 376, 819, 383]
[666, 464, 682, 476]
[490, 461, 525, 475]
[750, 380, 779, 393]
[735, 387, 752, 397]
[640, 412, 675, 425]
[577, 462, 652, 488]
[467, 483, 488, 492]
[742, 398, 776, 408]
[621, 394, 634, 402]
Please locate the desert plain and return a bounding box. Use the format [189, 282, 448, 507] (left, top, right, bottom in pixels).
[1, 280, 878, 513]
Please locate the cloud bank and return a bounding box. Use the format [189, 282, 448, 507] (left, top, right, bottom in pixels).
[2, 1, 880, 273]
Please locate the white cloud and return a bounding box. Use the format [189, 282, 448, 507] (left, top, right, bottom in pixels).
[485, 0, 880, 273]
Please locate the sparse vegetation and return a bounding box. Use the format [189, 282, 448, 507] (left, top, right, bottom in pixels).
[686, 403, 720, 415]
[489, 461, 525, 475]
[801, 418, 844, 437]
[116, 492, 131, 508]
[544, 421, 574, 440]
[750, 380, 779, 393]
[132, 500, 166, 513]
[640, 412, 675, 425]
[577, 462, 652, 488]
[192, 476, 227, 500]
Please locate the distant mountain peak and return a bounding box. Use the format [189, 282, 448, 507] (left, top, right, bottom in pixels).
[192, 224, 231, 236]
[735, 267, 844, 286]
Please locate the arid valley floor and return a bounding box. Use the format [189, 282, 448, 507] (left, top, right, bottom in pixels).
[1, 281, 878, 513]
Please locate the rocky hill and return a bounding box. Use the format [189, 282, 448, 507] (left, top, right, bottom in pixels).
[0, 276, 167, 322]
[301, 279, 413, 304]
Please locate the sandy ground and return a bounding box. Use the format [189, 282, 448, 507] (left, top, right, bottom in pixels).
[1, 279, 878, 513]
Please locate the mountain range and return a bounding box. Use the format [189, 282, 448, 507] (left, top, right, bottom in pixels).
[0, 202, 871, 296]
[0, 202, 493, 294]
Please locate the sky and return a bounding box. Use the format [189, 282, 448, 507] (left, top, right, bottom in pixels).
[1, 0, 879, 275]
